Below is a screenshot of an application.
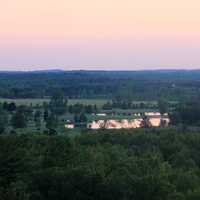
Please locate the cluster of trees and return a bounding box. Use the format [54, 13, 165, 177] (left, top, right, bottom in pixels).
[0, 92, 95, 133]
[170, 100, 200, 126]
[68, 104, 97, 114]
[1, 128, 200, 199]
[1, 70, 200, 100]
[74, 113, 88, 128]
[0, 93, 67, 134]
[49, 93, 95, 128]
[0, 103, 50, 133]
[102, 100, 158, 110]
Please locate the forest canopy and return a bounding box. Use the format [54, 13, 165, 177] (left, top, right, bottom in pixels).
[1, 128, 200, 200]
[0, 70, 200, 101]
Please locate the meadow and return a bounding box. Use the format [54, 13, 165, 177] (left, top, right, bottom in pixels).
[0, 98, 159, 107]
[0, 98, 109, 107]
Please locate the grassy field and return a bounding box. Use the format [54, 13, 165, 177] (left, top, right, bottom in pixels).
[0, 98, 173, 107]
[0, 98, 49, 106]
[0, 98, 109, 107]
[68, 99, 109, 107]
[86, 114, 140, 121]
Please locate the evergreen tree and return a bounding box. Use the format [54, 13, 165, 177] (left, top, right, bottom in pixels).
[7, 102, 17, 112]
[49, 92, 68, 115]
[0, 107, 8, 134]
[46, 113, 58, 129]
[11, 111, 26, 128]
[79, 113, 87, 123]
[158, 99, 168, 114]
[74, 114, 79, 123]
[34, 110, 42, 128]
[43, 109, 49, 122]
[74, 113, 87, 128]
[3, 102, 8, 110]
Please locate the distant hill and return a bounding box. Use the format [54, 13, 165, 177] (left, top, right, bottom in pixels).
[0, 69, 200, 100]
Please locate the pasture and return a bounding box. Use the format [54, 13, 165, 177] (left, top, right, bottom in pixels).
[0, 98, 109, 107]
[0, 98, 161, 106]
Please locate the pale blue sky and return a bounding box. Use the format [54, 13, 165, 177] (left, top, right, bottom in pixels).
[0, 0, 200, 70]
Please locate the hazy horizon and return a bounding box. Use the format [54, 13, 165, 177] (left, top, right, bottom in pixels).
[1, 0, 200, 70]
[1, 66, 200, 72]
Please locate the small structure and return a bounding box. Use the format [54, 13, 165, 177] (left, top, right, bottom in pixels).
[87, 119, 143, 129]
[145, 112, 170, 127]
[146, 117, 161, 127]
[96, 113, 107, 116]
[161, 117, 170, 127]
[64, 120, 75, 129]
[144, 112, 161, 117]
[65, 124, 74, 129]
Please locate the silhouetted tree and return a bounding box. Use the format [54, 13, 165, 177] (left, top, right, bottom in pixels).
[49, 91, 68, 115]
[11, 111, 26, 128]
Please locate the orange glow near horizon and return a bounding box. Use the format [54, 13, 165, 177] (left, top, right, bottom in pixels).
[0, 0, 200, 69]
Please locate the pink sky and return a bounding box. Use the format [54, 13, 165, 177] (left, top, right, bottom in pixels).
[0, 0, 200, 70]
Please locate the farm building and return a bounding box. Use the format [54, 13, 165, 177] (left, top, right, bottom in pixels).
[87, 119, 144, 129]
[64, 120, 75, 129]
[64, 110, 170, 129]
[144, 111, 170, 127]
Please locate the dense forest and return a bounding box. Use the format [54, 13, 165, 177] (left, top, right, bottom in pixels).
[1, 70, 200, 100]
[1, 70, 200, 200]
[2, 128, 200, 200]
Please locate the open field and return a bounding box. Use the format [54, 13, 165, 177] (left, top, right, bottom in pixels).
[0, 98, 180, 109]
[68, 99, 109, 106]
[0, 98, 50, 106]
[0, 98, 163, 107]
[86, 114, 140, 121]
[0, 98, 109, 107]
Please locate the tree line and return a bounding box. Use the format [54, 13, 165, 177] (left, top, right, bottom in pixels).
[1, 128, 200, 199]
[1, 70, 200, 100]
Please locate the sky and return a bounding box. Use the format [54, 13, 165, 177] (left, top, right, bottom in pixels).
[0, 0, 200, 70]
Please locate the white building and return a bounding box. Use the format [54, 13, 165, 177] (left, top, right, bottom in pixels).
[87, 119, 143, 129]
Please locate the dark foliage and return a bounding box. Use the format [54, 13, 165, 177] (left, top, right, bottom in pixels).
[1, 129, 200, 199]
[0, 70, 200, 100]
